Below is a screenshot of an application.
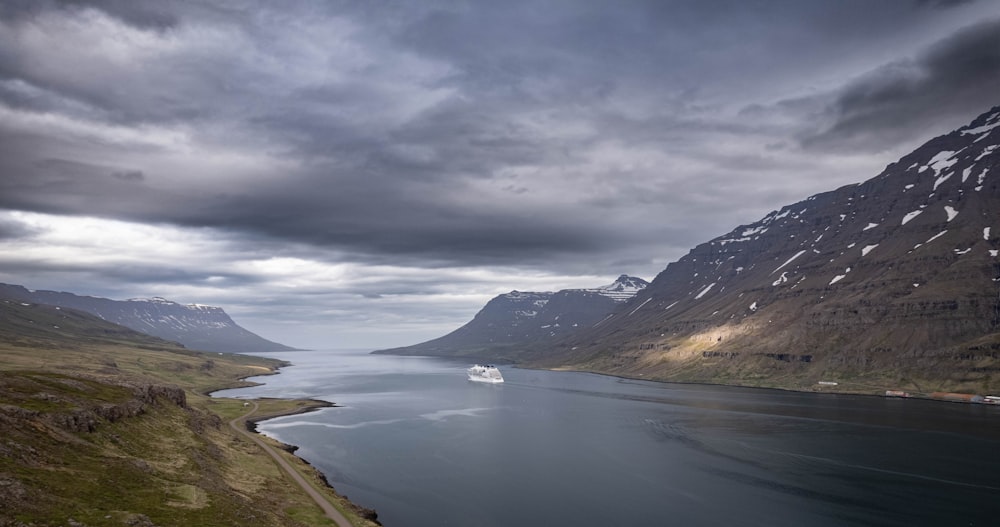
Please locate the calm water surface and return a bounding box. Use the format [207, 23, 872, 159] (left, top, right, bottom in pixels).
[214, 350, 1000, 527]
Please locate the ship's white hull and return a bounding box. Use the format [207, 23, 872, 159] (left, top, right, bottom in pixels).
[467, 364, 504, 383]
[467, 374, 504, 384]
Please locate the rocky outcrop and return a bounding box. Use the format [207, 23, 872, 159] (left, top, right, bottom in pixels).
[127, 383, 188, 408]
[0, 374, 188, 434]
[46, 384, 187, 433]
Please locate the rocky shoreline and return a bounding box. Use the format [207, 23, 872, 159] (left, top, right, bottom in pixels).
[217, 368, 382, 525]
[242, 397, 337, 434]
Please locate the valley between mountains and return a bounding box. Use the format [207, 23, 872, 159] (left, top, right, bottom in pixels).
[7, 107, 999, 403]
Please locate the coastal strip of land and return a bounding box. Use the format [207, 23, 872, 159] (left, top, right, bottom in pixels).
[228, 400, 353, 527]
[0, 300, 382, 526]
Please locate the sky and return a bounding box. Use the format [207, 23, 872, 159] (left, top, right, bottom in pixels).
[1, 0, 999, 349]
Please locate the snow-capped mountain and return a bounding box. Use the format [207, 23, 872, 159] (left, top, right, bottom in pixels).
[532, 106, 1000, 394]
[0, 284, 295, 354]
[374, 275, 648, 359]
[584, 274, 651, 302]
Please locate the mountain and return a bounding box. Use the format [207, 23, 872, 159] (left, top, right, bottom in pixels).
[0, 296, 190, 353]
[374, 275, 649, 360]
[580, 274, 650, 301]
[0, 284, 296, 354]
[528, 106, 1000, 395]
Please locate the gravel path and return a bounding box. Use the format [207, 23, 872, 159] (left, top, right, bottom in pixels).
[230, 401, 352, 527]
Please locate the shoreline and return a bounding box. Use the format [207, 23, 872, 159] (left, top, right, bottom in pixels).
[369, 348, 998, 406]
[212, 362, 382, 525]
[245, 401, 382, 524]
[202, 359, 291, 397]
[242, 397, 338, 435]
[543, 366, 1000, 406]
[375, 351, 994, 407]
[539, 366, 1000, 410]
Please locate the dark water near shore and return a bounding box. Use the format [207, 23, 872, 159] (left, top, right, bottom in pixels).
[214, 349, 1000, 526]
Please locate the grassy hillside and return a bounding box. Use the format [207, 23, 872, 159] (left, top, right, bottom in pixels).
[0, 299, 379, 527]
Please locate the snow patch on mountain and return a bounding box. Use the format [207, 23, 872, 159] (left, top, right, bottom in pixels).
[920, 150, 957, 178]
[742, 225, 768, 236]
[926, 230, 948, 245]
[901, 210, 923, 225]
[772, 250, 806, 275]
[933, 173, 951, 191]
[829, 267, 851, 285]
[628, 297, 653, 316]
[961, 119, 1000, 137]
[695, 282, 716, 300]
[975, 167, 989, 191]
[944, 206, 959, 222]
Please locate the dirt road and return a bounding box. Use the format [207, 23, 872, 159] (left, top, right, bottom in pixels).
[230, 400, 351, 527]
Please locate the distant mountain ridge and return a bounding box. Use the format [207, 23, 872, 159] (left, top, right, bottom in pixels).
[374, 275, 648, 359]
[0, 284, 295, 354]
[0, 296, 187, 352]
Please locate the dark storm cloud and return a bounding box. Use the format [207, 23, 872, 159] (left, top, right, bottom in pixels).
[0, 77, 100, 121]
[0, 216, 38, 240]
[61, 0, 180, 30]
[0, 0, 997, 278]
[175, 183, 614, 269]
[110, 169, 144, 182]
[1, 0, 997, 347]
[914, 0, 976, 8]
[0, 1, 256, 129]
[802, 18, 1000, 152]
[4, 259, 258, 288]
[0, 0, 179, 30]
[0, 151, 156, 217]
[102, 266, 261, 287]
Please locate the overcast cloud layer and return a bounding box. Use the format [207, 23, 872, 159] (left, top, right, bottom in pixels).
[1, 0, 998, 348]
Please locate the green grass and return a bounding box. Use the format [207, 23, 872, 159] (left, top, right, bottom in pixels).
[0, 300, 379, 527]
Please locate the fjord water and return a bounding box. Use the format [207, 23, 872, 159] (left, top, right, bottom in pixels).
[214, 350, 1000, 526]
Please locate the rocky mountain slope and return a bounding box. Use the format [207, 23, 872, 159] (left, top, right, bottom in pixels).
[530, 106, 1000, 395]
[0, 283, 295, 354]
[374, 275, 648, 360]
[0, 296, 196, 353]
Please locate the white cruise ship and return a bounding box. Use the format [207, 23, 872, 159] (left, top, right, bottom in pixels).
[467, 364, 504, 383]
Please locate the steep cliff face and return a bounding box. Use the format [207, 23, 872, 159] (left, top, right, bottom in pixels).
[0, 284, 295, 354]
[374, 275, 648, 360]
[537, 106, 1000, 394]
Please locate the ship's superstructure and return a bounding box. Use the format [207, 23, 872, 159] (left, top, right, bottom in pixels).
[467, 364, 504, 383]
